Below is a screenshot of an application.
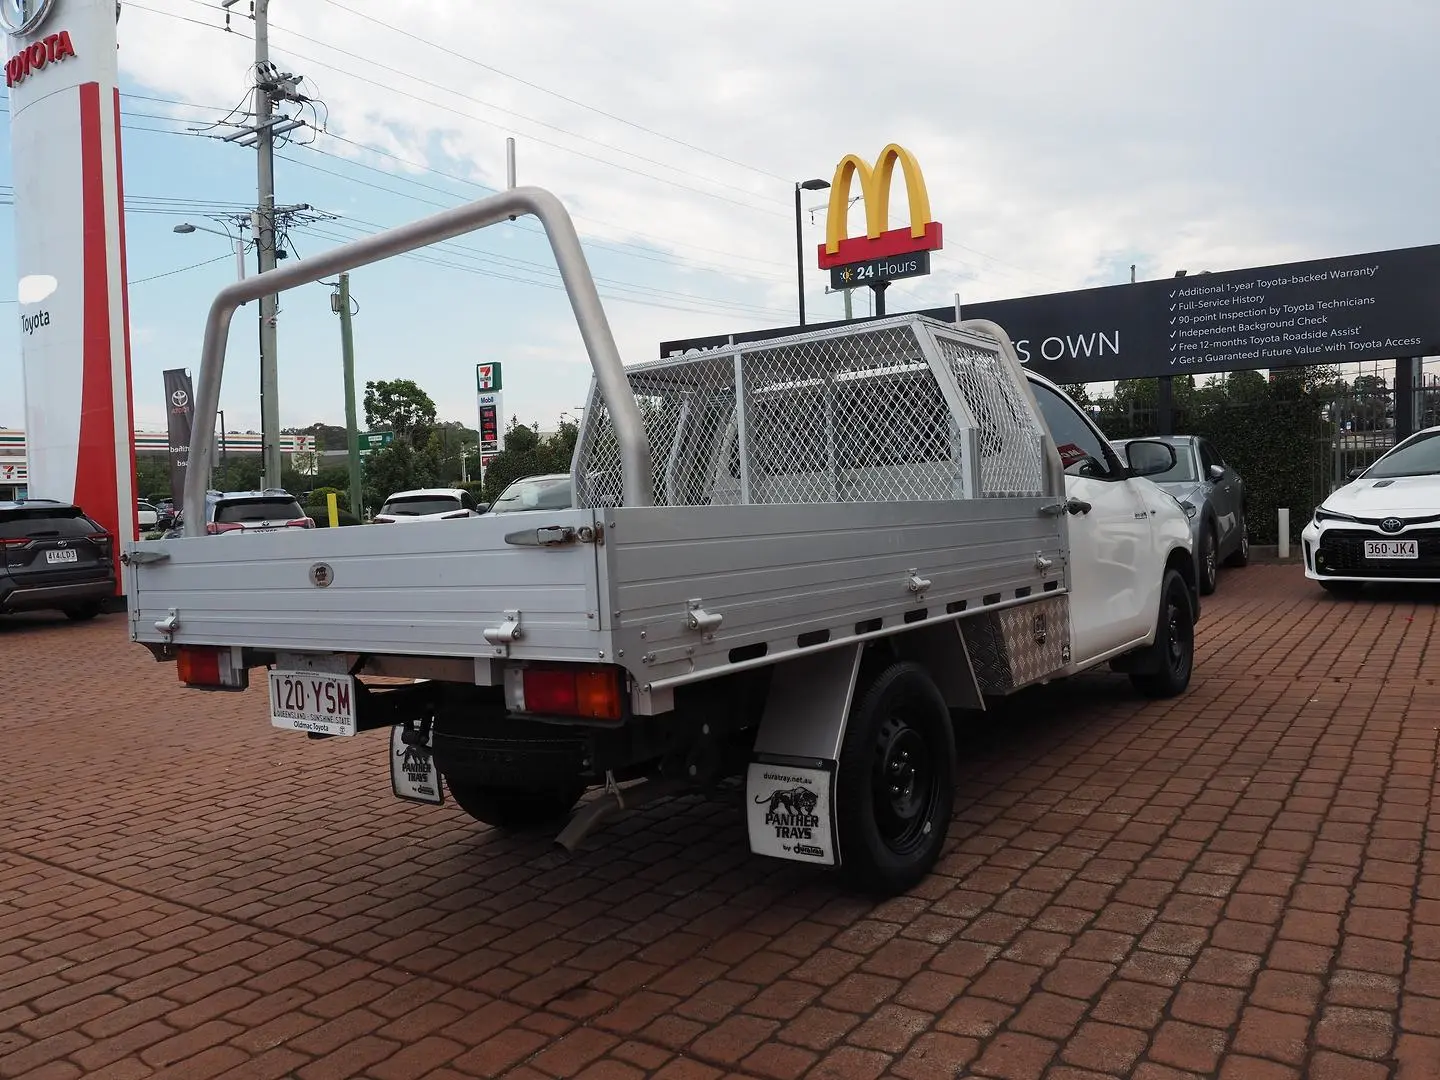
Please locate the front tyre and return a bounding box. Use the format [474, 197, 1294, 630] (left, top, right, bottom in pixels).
[1224, 516, 1250, 568]
[1130, 568, 1195, 699]
[445, 780, 584, 829]
[836, 661, 955, 896]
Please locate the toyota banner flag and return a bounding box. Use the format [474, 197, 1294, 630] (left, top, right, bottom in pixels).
[162, 368, 195, 514]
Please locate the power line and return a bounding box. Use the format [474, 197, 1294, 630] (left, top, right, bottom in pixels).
[132, 1, 788, 219]
[0, 254, 232, 304]
[263, 17, 787, 208]
[312, 0, 790, 184]
[291, 220, 795, 322]
[98, 92, 796, 273]
[289, 131, 794, 274]
[275, 141, 793, 282]
[296, 218, 794, 322]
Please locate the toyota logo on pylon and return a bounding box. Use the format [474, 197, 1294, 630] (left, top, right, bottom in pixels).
[0, 0, 56, 36]
[171, 390, 190, 409]
[1381, 517, 1405, 534]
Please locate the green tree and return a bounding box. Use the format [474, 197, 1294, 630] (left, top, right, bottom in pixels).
[423, 421, 479, 485]
[135, 457, 170, 501]
[284, 422, 349, 451]
[363, 379, 437, 447]
[1221, 370, 1268, 403]
[478, 419, 577, 503]
[362, 441, 439, 513]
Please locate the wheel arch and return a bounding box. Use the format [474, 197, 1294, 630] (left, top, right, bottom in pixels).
[1165, 545, 1200, 623]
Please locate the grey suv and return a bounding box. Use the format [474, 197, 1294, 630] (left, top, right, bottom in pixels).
[0, 499, 116, 620]
[202, 490, 314, 535]
[1110, 434, 1249, 595]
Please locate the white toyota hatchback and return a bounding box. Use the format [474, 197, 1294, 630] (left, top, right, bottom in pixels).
[1303, 424, 1440, 596]
[372, 488, 485, 524]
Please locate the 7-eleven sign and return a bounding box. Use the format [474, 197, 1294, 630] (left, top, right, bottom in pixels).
[476, 363, 503, 392]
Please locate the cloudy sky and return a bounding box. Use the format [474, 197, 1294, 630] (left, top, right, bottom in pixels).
[3, 0, 1438, 434]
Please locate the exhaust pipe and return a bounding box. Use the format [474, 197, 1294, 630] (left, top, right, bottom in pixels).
[554, 776, 686, 853]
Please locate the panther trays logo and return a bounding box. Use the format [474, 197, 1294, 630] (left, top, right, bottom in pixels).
[756, 785, 821, 841]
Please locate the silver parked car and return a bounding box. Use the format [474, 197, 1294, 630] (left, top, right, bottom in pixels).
[1110, 435, 1248, 595]
[486, 473, 572, 514]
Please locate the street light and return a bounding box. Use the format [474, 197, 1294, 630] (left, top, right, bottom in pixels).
[173, 222, 247, 282]
[795, 178, 830, 325]
[176, 220, 262, 483]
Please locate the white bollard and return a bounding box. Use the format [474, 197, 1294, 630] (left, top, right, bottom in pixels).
[1277, 509, 1290, 559]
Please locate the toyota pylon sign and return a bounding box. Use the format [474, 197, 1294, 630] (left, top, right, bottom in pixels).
[8, 0, 134, 594]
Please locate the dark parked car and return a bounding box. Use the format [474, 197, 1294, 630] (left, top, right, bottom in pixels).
[0, 499, 115, 620]
[1110, 434, 1248, 594]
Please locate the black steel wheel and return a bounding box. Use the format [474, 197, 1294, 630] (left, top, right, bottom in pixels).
[1130, 568, 1195, 699]
[836, 661, 955, 895]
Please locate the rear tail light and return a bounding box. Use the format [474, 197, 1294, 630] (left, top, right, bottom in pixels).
[504, 664, 625, 721]
[176, 645, 249, 690]
[286, 518, 316, 529]
[440, 510, 469, 519]
[0, 537, 26, 548]
[373, 516, 395, 524]
[206, 522, 244, 535]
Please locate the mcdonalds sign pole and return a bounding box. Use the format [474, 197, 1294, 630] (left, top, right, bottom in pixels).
[476, 362, 504, 490]
[817, 144, 944, 317]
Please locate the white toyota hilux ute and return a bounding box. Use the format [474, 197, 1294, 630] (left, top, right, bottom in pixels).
[122, 186, 1199, 896]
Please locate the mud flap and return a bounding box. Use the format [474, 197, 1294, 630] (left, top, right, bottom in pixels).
[745, 760, 837, 865]
[745, 643, 861, 867]
[390, 720, 444, 805]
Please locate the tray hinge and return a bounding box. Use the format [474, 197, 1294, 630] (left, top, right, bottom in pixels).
[684, 599, 722, 637]
[483, 609, 524, 653]
[154, 608, 180, 639]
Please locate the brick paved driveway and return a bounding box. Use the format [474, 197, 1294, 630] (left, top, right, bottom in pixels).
[1, 563, 1438, 1080]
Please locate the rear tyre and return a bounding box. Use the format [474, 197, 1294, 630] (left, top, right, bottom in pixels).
[836, 661, 955, 896]
[63, 603, 103, 622]
[445, 780, 584, 829]
[1320, 580, 1364, 599]
[1129, 568, 1195, 699]
[1198, 524, 1218, 595]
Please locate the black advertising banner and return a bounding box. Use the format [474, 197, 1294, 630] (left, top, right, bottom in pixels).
[660, 243, 1440, 385]
[162, 368, 194, 514]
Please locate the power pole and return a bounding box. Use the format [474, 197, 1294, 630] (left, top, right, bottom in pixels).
[253, 0, 281, 490]
[336, 273, 363, 519]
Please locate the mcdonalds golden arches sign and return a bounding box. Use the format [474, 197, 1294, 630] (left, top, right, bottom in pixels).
[816, 143, 944, 272]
